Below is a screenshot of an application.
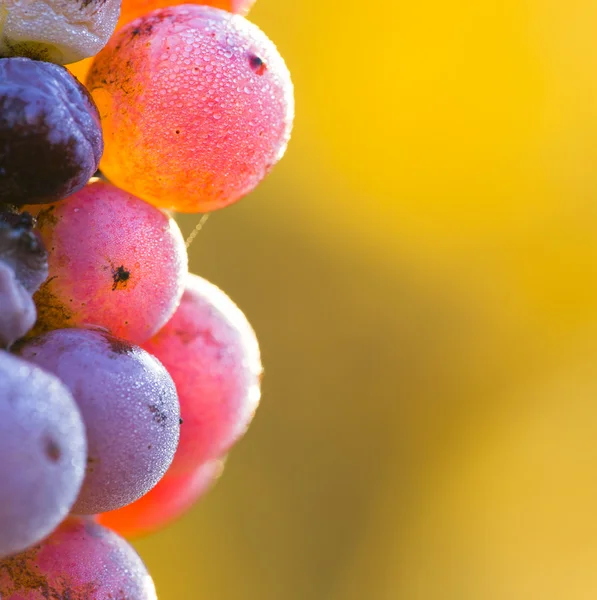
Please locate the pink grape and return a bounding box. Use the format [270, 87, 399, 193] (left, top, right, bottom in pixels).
[98, 457, 224, 538]
[26, 180, 188, 344]
[87, 5, 294, 213]
[143, 274, 261, 474]
[0, 517, 157, 599]
[17, 328, 180, 514]
[0, 351, 86, 559]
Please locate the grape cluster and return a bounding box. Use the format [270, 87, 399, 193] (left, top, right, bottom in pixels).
[0, 0, 292, 596]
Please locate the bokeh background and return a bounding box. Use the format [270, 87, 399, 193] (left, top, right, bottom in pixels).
[129, 0, 597, 598]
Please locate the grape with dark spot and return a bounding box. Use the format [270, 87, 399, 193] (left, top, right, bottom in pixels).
[0, 517, 157, 599]
[0, 352, 86, 559]
[0, 58, 103, 206]
[16, 328, 180, 514]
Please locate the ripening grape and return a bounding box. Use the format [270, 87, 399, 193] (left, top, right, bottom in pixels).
[17, 328, 181, 514]
[98, 457, 224, 538]
[0, 517, 157, 599]
[0, 58, 103, 206]
[118, 0, 256, 28]
[0, 0, 120, 64]
[87, 5, 294, 213]
[143, 274, 261, 474]
[0, 352, 86, 559]
[26, 180, 188, 344]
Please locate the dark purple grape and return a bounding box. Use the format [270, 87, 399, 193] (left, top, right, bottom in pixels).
[0, 517, 157, 599]
[17, 328, 181, 514]
[0, 58, 103, 206]
[0, 351, 86, 559]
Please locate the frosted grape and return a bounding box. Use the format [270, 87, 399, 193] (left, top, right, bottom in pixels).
[0, 0, 120, 64]
[98, 457, 224, 538]
[143, 274, 261, 473]
[0, 58, 103, 206]
[118, 0, 256, 29]
[17, 328, 181, 514]
[26, 180, 188, 344]
[0, 517, 157, 599]
[87, 5, 294, 212]
[0, 352, 86, 559]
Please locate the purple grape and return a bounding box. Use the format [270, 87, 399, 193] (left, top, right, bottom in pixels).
[0, 517, 157, 599]
[0, 57, 103, 206]
[0, 351, 86, 559]
[17, 328, 180, 514]
[0, 262, 36, 347]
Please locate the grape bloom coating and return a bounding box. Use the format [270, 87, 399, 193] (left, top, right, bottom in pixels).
[0, 0, 120, 64]
[17, 328, 181, 515]
[0, 517, 158, 599]
[26, 180, 188, 344]
[99, 457, 224, 538]
[143, 274, 262, 473]
[87, 5, 294, 212]
[0, 352, 86, 560]
[0, 58, 103, 206]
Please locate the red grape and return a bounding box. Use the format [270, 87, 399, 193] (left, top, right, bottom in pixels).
[26, 180, 187, 344]
[0, 517, 157, 599]
[17, 328, 180, 514]
[0, 352, 86, 559]
[87, 5, 294, 213]
[98, 457, 224, 537]
[143, 273, 261, 473]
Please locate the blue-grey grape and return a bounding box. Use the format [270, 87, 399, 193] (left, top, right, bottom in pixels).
[17, 328, 181, 514]
[0, 351, 86, 559]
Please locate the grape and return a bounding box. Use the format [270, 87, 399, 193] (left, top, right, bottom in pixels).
[143, 274, 261, 474]
[17, 328, 181, 514]
[98, 457, 224, 538]
[0, 517, 157, 599]
[0, 262, 36, 347]
[0, 58, 103, 206]
[26, 180, 188, 344]
[118, 0, 256, 28]
[0, 0, 120, 64]
[0, 351, 86, 559]
[87, 5, 294, 213]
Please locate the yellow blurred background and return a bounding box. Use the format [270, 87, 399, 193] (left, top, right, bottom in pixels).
[107, 0, 597, 598]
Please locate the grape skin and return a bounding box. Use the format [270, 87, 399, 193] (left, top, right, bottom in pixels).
[0, 352, 86, 559]
[0, 58, 103, 206]
[17, 328, 181, 515]
[0, 517, 157, 599]
[98, 457, 224, 538]
[0, 262, 36, 347]
[26, 180, 188, 344]
[143, 274, 262, 474]
[0, 0, 120, 64]
[87, 5, 294, 213]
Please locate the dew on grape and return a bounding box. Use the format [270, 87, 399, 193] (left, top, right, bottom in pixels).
[143, 273, 262, 473]
[0, 58, 103, 206]
[26, 180, 188, 344]
[99, 457, 224, 538]
[0, 517, 157, 599]
[87, 5, 294, 212]
[16, 328, 181, 514]
[0, 352, 86, 559]
[0, 0, 120, 64]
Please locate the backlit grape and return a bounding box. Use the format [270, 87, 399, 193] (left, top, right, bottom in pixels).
[26, 180, 188, 344]
[0, 517, 157, 599]
[17, 328, 180, 514]
[143, 274, 261, 473]
[98, 457, 224, 538]
[0, 352, 86, 559]
[0, 58, 102, 206]
[118, 0, 256, 28]
[87, 5, 294, 212]
[0, 0, 120, 64]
